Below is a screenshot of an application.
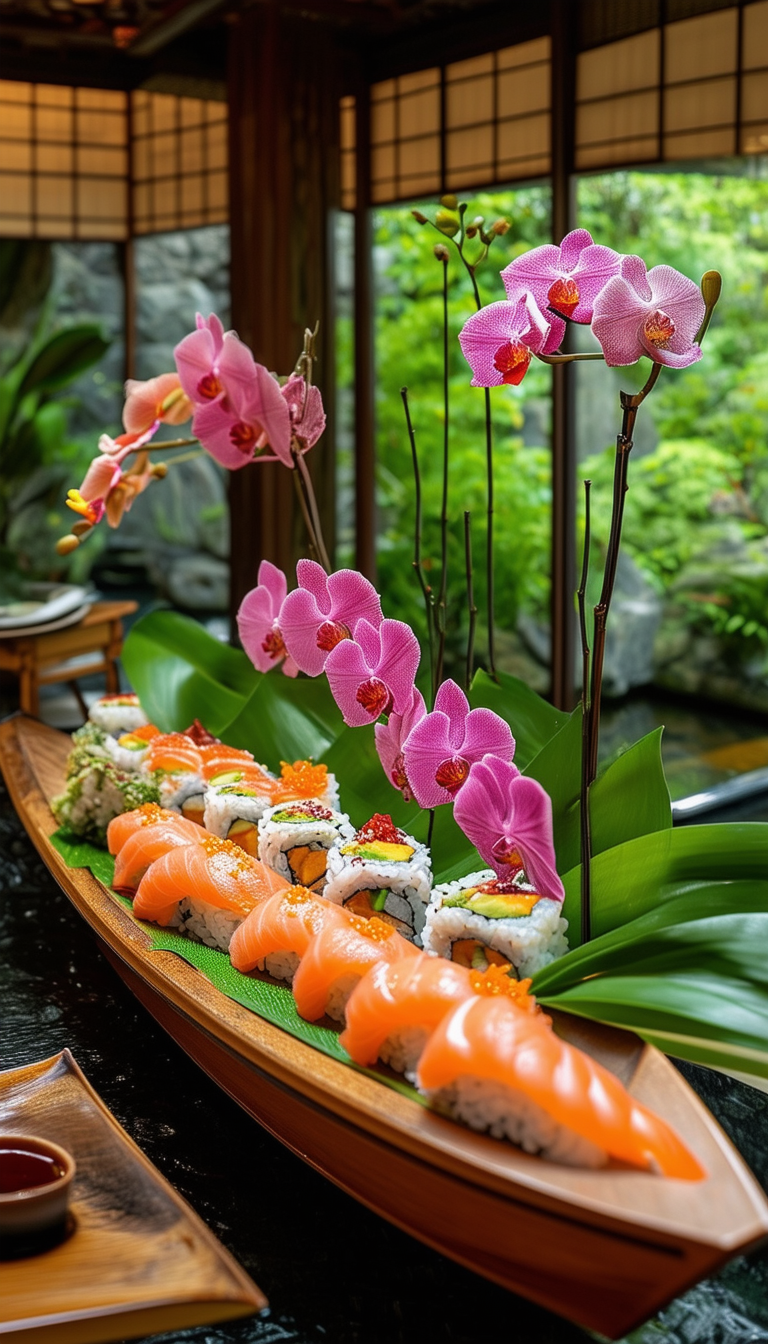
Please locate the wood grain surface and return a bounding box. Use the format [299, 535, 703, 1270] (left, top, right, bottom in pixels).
[2, 713, 767, 1340]
[0, 1050, 266, 1344]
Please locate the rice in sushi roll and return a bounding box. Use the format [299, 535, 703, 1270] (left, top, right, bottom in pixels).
[66, 721, 110, 777]
[324, 814, 432, 942]
[421, 869, 568, 979]
[88, 692, 148, 735]
[52, 759, 160, 845]
[258, 801, 355, 891]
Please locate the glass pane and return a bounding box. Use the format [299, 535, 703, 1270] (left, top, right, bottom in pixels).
[372, 186, 553, 692]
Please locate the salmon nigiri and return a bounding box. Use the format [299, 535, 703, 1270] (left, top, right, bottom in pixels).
[133, 835, 289, 950]
[416, 992, 706, 1179]
[229, 885, 347, 982]
[112, 816, 207, 894]
[291, 912, 420, 1023]
[107, 803, 195, 855]
[144, 732, 203, 775]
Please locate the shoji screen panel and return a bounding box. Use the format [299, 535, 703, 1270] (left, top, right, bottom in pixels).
[131, 92, 228, 235]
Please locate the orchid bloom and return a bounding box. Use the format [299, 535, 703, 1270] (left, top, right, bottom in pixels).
[591, 256, 706, 368]
[453, 755, 564, 902]
[280, 560, 383, 677]
[458, 292, 563, 388]
[281, 374, 326, 453]
[123, 373, 193, 434]
[402, 680, 515, 809]
[67, 442, 155, 531]
[174, 313, 292, 470]
[237, 560, 298, 677]
[374, 687, 427, 802]
[501, 229, 622, 324]
[325, 617, 420, 726]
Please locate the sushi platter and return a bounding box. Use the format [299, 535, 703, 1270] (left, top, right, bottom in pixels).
[3, 711, 768, 1340]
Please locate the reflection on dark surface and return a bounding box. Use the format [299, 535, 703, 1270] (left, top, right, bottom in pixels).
[1, 772, 768, 1344]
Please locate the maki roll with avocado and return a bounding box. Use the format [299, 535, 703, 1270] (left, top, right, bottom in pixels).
[324, 814, 432, 943]
[203, 770, 276, 855]
[421, 870, 569, 979]
[52, 759, 160, 846]
[257, 802, 355, 892]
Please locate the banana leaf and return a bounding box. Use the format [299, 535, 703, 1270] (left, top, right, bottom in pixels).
[17, 323, 110, 398]
[222, 672, 347, 770]
[121, 610, 257, 734]
[561, 821, 768, 945]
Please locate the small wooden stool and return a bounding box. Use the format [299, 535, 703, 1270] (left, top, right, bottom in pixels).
[0, 600, 138, 719]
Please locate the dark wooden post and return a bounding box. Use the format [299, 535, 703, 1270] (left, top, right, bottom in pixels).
[353, 80, 376, 582]
[227, 1, 340, 619]
[549, 0, 577, 710]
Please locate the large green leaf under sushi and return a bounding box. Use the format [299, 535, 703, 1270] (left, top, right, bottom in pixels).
[122, 611, 257, 735]
[49, 828, 423, 1104]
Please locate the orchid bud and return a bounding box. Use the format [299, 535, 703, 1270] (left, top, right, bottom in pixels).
[150, 462, 168, 478]
[435, 209, 460, 237]
[465, 226, 478, 239]
[56, 534, 80, 555]
[411, 210, 428, 225]
[701, 270, 722, 308]
[470, 216, 484, 230]
[433, 244, 450, 263]
[71, 520, 92, 537]
[440, 194, 458, 210]
[490, 219, 511, 237]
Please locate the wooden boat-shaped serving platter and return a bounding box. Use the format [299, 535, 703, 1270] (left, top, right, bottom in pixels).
[3, 713, 768, 1341]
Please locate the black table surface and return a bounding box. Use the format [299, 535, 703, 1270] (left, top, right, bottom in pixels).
[2, 774, 768, 1344]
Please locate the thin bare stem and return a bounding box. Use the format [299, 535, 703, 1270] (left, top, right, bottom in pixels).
[427, 808, 435, 848]
[464, 510, 477, 694]
[127, 436, 199, 453]
[295, 450, 332, 574]
[154, 448, 205, 468]
[536, 352, 606, 365]
[578, 479, 592, 946]
[401, 387, 435, 700]
[435, 254, 450, 690]
[293, 470, 320, 564]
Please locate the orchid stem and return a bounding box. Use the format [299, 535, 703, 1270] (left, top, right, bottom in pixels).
[435, 253, 450, 693]
[155, 449, 204, 468]
[461, 260, 497, 680]
[293, 470, 321, 566]
[295, 451, 332, 574]
[578, 479, 592, 946]
[464, 510, 477, 694]
[401, 386, 435, 704]
[132, 437, 199, 452]
[427, 808, 435, 848]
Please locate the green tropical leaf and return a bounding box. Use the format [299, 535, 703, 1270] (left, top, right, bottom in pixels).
[17, 323, 110, 397]
[222, 672, 346, 770]
[589, 727, 672, 857]
[469, 669, 568, 769]
[122, 610, 257, 735]
[561, 821, 768, 946]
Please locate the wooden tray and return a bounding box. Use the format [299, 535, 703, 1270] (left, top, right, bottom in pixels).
[0, 1049, 266, 1344]
[3, 713, 768, 1341]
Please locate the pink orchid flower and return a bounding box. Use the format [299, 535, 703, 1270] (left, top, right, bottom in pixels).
[325, 617, 420, 726]
[591, 256, 706, 368]
[453, 755, 564, 902]
[374, 687, 427, 802]
[501, 229, 622, 324]
[68, 443, 154, 530]
[237, 560, 298, 677]
[280, 560, 383, 677]
[174, 313, 292, 470]
[123, 373, 193, 434]
[98, 422, 159, 456]
[402, 680, 515, 809]
[458, 292, 563, 388]
[281, 374, 326, 452]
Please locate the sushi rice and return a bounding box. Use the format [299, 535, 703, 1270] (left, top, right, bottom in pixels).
[324, 815, 432, 942]
[258, 802, 355, 891]
[53, 759, 160, 845]
[88, 692, 148, 735]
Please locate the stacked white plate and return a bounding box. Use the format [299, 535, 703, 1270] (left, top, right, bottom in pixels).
[0, 584, 92, 638]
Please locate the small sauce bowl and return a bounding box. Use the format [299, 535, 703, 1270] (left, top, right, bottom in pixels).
[0, 1134, 76, 1258]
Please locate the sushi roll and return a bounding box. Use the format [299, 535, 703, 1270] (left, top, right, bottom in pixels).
[421, 870, 568, 979]
[132, 835, 289, 952]
[291, 911, 420, 1023]
[102, 723, 160, 774]
[52, 759, 160, 845]
[141, 733, 205, 813]
[257, 801, 355, 892]
[271, 760, 339, 811]
[229, 885, 346, 983]
[416, 990, 705, 1178]
[203, 771, 276, 853]
[66, 721, 110, 777]
[88, 691, 148, 735]
[324, 814, 432, 942]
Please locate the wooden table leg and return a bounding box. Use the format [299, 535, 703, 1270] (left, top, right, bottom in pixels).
[104, 620, 123, 694]
[18, 643, 39, 718]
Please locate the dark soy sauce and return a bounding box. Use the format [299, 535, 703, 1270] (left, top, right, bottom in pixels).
[0, 1147, 65, 1194]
